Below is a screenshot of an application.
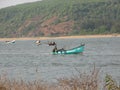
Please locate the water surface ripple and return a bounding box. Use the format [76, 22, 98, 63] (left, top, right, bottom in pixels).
[0, 37, 120, 83]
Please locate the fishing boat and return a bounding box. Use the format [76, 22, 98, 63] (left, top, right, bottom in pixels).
[47, 41, 56, 46]
[5, 40, 15, 44]
[35, 40, 41, 46]
[52, 43, 85, 55]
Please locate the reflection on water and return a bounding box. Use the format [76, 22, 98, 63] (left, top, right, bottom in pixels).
[0, 37, 120, 83]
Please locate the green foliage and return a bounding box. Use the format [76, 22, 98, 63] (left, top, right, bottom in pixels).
[105, 74, 120, 90]
[0, 0, 120, 37]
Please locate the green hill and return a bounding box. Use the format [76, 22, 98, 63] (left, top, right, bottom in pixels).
[0, 0, 120, 38]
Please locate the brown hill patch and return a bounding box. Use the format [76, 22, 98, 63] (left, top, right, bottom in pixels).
[39, 16, 74, 36]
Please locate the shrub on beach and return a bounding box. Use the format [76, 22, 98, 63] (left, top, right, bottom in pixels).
[0, 69, 119, 90]
[57, 67, 99, 90]
[104, 74, 120, 90]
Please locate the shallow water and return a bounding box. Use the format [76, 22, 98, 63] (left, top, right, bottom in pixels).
[0, 37, 120, 83]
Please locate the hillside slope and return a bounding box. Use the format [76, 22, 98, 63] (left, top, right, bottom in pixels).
[0, 0, 120, 38]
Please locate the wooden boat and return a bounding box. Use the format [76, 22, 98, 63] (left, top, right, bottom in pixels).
[52, 44, 85, 55]
[35, 40, 41, 46]
[5, 40, 15, 44]
[48, 41, 56, 46]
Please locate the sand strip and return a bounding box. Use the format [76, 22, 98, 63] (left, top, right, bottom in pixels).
[0, 34, 120, 41]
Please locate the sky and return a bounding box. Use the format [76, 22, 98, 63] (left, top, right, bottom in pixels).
[0, 0, 42, 9]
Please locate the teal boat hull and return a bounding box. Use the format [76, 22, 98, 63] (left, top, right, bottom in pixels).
[52, 44, 85, 55]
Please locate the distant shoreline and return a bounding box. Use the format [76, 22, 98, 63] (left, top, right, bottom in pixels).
[0, 34, 120, 41]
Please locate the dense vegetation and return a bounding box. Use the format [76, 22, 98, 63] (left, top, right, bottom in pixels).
[0, 0, 120, 38]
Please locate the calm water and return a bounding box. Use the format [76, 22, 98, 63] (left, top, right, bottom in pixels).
[0, 37, 120, 83]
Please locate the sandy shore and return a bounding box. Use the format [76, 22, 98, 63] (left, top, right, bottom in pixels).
[0, 34, 120, 41]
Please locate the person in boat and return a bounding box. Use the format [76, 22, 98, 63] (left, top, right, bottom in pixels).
[52, 45, 58, 52]
[56, 47, 66, 53]
[53, 42, 56, 45]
